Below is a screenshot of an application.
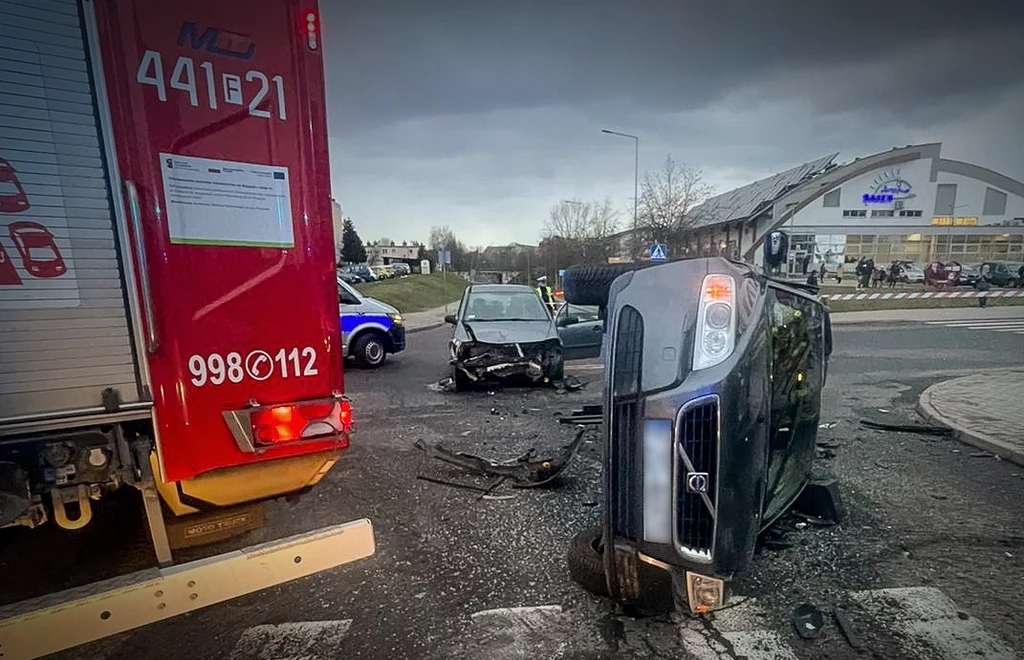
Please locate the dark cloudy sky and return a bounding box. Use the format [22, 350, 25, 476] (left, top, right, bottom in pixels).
[320, 0, 1024, 247]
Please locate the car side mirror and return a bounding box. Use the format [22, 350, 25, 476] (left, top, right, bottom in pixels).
[558, 315, 579, 327]
[444, 314, 457, 325]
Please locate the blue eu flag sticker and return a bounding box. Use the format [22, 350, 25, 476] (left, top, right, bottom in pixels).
[273, 171, 285, 180]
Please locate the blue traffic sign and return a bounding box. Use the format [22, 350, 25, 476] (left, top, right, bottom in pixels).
[557, 268, 566, 277]
[649, 243, 668, 261]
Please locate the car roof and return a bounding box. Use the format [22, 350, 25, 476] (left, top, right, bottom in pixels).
[468, 284, 536, 294]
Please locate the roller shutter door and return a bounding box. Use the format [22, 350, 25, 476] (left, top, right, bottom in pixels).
[0, 0, 143, 420]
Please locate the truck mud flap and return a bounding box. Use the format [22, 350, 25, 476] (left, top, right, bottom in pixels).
[165, 501, 266, 550]
[0, 518, 375, 660]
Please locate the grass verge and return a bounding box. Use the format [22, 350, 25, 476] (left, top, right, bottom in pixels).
[355, 272, 468, 313]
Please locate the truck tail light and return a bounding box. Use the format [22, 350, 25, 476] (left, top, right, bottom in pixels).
[241, 398, 352, 448]
[693, 274, 736, 371]
[224, 393, 353, 453]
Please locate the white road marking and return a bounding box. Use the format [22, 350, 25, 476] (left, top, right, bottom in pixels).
[723, 630, 800, 660]
[460, 604, 595, 660]
[924, 319, 1024, 335]
[678, 598, 799, 660]
[849, 587, 1016, 660]
[229, 620, 352, 660]
[470, 604, 563, 621]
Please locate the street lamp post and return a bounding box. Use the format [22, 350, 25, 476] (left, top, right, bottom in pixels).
[601, 129, 639, 258]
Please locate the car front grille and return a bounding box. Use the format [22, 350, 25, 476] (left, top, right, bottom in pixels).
[674, 397, 719, 560]
[609, 305, 644, 541]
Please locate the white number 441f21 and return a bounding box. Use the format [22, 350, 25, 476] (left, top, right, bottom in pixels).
[188, 347, 317, 386]
[137, 50, 286, 121]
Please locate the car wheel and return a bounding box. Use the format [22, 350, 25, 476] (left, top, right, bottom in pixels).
[567, 525, 609, 597]
[353, 333, 387, 369]
[563, 263, 652, 307]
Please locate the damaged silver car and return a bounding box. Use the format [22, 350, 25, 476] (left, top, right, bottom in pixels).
[444, 284, 564, 390]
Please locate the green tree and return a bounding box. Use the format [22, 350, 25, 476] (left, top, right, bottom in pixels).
[341, 218, 367, 264]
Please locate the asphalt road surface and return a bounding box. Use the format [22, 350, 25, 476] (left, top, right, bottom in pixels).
[2, 319, 1023, 660]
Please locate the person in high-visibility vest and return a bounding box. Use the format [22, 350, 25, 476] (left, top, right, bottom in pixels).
[535, 275, 556, 315]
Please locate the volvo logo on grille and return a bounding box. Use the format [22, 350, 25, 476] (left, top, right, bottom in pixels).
[686, 472, 709, 494]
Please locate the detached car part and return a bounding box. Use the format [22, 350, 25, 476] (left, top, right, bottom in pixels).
[414, 428, 587, 488]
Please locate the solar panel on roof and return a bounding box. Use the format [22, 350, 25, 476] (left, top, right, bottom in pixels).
[691, 153, 838, 228]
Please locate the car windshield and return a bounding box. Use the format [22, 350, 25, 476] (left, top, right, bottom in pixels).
[463, 290, 549, 321]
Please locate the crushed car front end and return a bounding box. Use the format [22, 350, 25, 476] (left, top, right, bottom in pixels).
[451, 329, 563, 384]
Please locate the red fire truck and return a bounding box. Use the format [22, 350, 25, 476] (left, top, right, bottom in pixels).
[0, 1, 372, 656]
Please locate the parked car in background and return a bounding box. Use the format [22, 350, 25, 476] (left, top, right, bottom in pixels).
[895, 260, 925, 284]
[389, 262, 411, 276]
[980, 261, 1023, 287]
[338, 270, 364, 284]
[343, 264, 377, 282]
[372, 265, 392, 280]
[953, 262, 980, 286]
[555, 303, 603, 360]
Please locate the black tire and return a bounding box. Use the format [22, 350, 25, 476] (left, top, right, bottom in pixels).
[562, 263, 648, 306]
[352, 332, 387, 369]
[567, 524, 609, 597]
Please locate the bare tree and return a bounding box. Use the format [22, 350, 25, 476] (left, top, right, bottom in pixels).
[543, 197, 620, 241]
[541, 197, 621, 266]
[544, 199, 591, 241]
[637, 155, 714, 249]
[587, 197, 620, 241]
[428, 226, 455, 251]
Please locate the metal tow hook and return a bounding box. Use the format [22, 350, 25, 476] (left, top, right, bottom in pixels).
[50, 484, 93, 530]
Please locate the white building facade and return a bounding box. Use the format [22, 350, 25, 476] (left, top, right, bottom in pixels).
[751, 143, 1024, 273]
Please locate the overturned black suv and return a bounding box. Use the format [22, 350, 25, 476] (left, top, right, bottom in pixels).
[562, 256, 833, 614]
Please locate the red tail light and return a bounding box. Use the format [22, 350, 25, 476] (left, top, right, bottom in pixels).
[250, 399, 352, 446]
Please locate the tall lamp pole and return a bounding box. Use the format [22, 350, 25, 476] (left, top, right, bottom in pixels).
[601, 129, 639, 258]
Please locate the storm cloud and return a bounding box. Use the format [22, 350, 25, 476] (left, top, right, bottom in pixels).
[320, 0, 1024, 246]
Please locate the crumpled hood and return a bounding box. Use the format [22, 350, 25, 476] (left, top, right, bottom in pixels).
[463, 320, 557, 345]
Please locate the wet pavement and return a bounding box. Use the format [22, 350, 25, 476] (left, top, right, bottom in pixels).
[2, 319, 1023, 659]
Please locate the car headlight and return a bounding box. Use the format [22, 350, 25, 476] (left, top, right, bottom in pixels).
[692, 274, 736, 371]
[388, 312, 404, 325]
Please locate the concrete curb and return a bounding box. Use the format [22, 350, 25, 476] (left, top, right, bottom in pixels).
[917, 379, 1024, 467]
[406, 322, 445, 334]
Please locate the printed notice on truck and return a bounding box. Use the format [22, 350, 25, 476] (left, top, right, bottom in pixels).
[159, 153, 294, 248]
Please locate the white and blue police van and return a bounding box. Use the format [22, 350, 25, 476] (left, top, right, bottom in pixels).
[337, 277, 406, 368]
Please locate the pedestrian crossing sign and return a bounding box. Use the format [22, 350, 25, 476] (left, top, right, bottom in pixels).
[649, 243, 667, 261]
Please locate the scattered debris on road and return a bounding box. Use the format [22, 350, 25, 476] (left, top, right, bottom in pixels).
[832, 607, 863, 649]
[415, 428, 587, 488]
[860, 419, 953, 436]
[792, 603, 825, 639]
[558, 405, 603, 426]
